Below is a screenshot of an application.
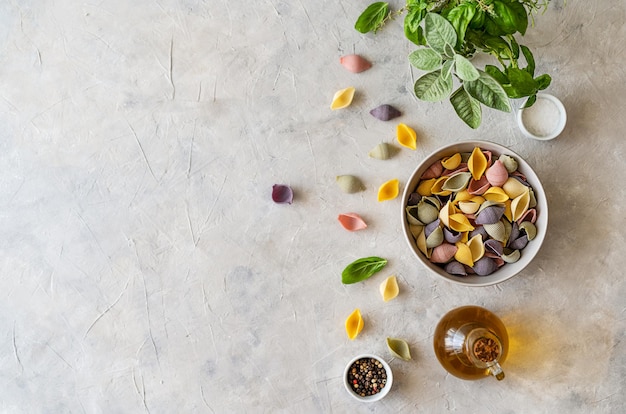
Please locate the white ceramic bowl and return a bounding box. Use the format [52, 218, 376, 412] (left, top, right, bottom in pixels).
[517, 93, 566, 140]
[401, 140, 548, 287]
[343, 354, 393, 402]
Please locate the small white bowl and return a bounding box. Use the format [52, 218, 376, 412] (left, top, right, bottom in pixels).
[401, 140, 548, 287]
[343, 354, 393, 402]
[517, 93, 566, 140]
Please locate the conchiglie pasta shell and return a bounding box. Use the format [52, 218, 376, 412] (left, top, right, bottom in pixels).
[416, 228, 431, 258]
[430, 176, 452, 196]
[330, 87, 356, 110]
[441, 153, 462, 170]
[467, 234, 485, 262]
[336, 175, 364, 193]
[369, 142, 392, 160]
[483, 187, 510, 203]
[502, 177, 528, 199]
[421, 161, 443, 179]
[337, 213, 368, 231]
[416, 178, 436, 196]
[454, 241, 474, 267]
[468, 176, 491, 195]
[468, 147, 488, 180]
[448, 213, 475, 233]
[510, 189, 530, 221]
[345, 308, 364, 340]
[458, 201, 481, 214]
[483, 221, 508, 243]
[485, 160, 509, 187]
[417, 199, 440, 224]
[454, 190, 473, 202]
[501, 249, 521, 263]
[430, 243, 458, 263]
[397, 123, 417, 150]
[406, 205, 423, 226]
[387, 337, 412, 360]
[442, 172, 472, 192]
[426, 226, 444, 248]
[519, 221, 537, 240]
[339, 54, 372, 73]
[378, 178, 400, 202]
[409, 224, 424, 239]
[472, 257, 498, 275]
[379, 275, 399, 302]
[438, 200, 456, 228]
[445, 261, 467, 276]
[499, 154, 518, 173]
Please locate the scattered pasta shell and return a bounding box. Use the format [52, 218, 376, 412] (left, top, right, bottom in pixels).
[377, 179, 399, 202]
[330, 87, 356, 110]
[339, 54, 372, 73]
[369, 142, 393, 160]
[370, 104, 402, 121]
[386, 337, 412, 360]
[345, 309, 364, 340]
[336, 175, 364, 193]
[468, 147, 488, 180]
[271, 184, 293, 204]
[338, 213, 367, 231]
[379, 275, 399, 302]
[396, 123, 417, 150]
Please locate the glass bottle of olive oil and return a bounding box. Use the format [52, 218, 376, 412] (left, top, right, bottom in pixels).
[433, 306, 509, 380]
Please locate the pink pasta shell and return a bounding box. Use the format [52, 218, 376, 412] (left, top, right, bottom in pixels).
[337, 213, 367, 231]
[339, 54, 372, 73]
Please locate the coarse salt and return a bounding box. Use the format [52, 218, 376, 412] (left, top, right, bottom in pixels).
[521, 96, 561, 137]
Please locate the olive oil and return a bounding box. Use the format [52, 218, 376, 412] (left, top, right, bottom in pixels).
[433, 306, 509, 380]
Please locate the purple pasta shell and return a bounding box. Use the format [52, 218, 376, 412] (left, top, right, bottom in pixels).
[272, 184, 293, 204]
[424, 218, 441, 237]
[484, 239, 504, 256]
[443, 227, 463, 244]
[445, 261, 467, 276]
[475, 205, 505, 225]
[369, 104, 402, 121]
[407, 192, 421, 206]
[508, 221, 520, 244]
[473, 257, 498, 276]
[470, 226, 489, 240]
[508, 235, 529, 250]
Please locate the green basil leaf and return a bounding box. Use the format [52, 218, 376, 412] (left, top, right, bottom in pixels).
[508, 35, 520, 59]
[454, 54, 479, 81]
[534, 74, 552, 90]
[446, 3, 476, 47]
[424, 13, 457, 54]
[408, 48, 442, 71]
[485, 0, 528, 36]
[355, 2, 390, 34]
[341, 256, 388, 284]
[505, 67, 537, 97]
[464, 70, 511, 112]
[404, 8, 426, 45]
[414, 70, 453, 102]
[485, 64, 509, 84]
[469, 9, 485, 29]
[450, 87, 482, 129]
[520, 45, 535, 76]
[523, 94, 537, 108]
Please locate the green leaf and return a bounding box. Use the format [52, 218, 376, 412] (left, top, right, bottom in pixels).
[520, 45, 535, 76]
[404, 8, 426, 45]
[450, 87, 482, 129]
[508, 35, 520, 59]
[414, 70, 453, 102]
[441, 59, 454, 81]
[535, 74, 551, 90]
[341, 256, 388, 284]
[454, 54, 479, 81]
[505, 67, 537, 98]
[485, 64, 509, 84]
[424, 13, 457, 54]
[523, 94, 537, 108]
[408, 48, 442, 71]
[446, 3, 476, 47]
[464, 70, 511, 112]
[355, 2, 390, 34]
[485, 0, 528, 36]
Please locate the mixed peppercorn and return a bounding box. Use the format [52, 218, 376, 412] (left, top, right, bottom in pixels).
[347, 357, 387, 397]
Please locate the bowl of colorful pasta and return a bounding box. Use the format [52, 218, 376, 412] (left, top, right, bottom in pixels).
[401, 141, 548, 286]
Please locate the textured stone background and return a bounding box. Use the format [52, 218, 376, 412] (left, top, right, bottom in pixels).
[0, 1, 624, 412]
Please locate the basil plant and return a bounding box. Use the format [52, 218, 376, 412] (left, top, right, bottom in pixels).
[355, 1, 552, 129]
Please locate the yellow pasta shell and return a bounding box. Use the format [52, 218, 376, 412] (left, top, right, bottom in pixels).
[417, 228, 431, 258]
[417, 178, 436, 196]
[431, 176, 452, 196]
[448, 213, 475, 233]
[455, 241, 474, 267]
[503, 199, 513, 221]
[379, 275, 400, 302]
[345, 308, 364, 340]
[511, 188, 531, 221]
[467, 234, 485, 262]
[502, 177, 528, 199]
[468, 147, 488, 181]
[397, 123, 417, 150]
[453, 190, 473, 203]
[378, 178, 400, 202]
[438, 200, 457, 228]
[441, 153, 462, 170]
[330, 87, 355, 110]
[483, 187, 510, 203]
